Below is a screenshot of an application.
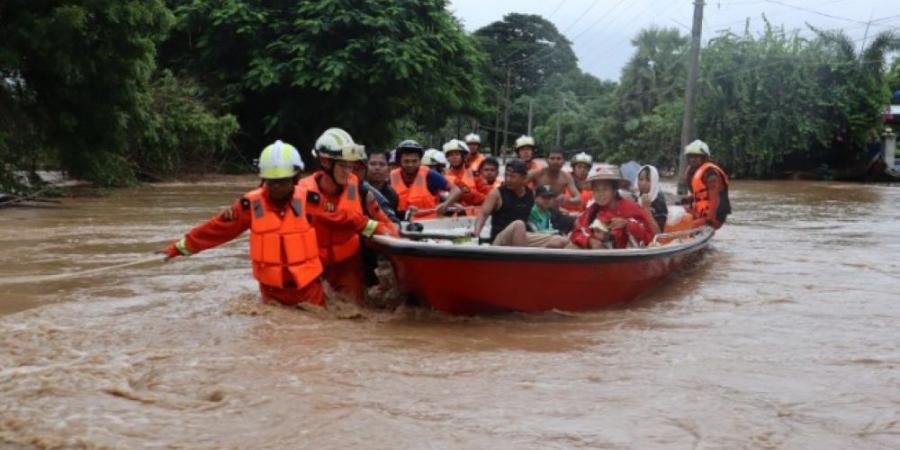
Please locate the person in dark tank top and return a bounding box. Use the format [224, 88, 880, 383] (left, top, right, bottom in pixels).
[472, 159, 568, 248]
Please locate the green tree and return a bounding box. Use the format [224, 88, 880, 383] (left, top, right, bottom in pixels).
[474, 13, 578, 97]
[473, 13, 578, 150]
[0, 0, 175, 186]
[601, 27, 687, 167]
[134, 71, 240, 179]
[889, 56, 900, 96]
[529, 70, 617, 154]
[811, 28, 900, 163]
[162, 0, 486, 157]
[616, 27, 688, 117]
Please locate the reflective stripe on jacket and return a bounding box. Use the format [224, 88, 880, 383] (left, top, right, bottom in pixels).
[299, 173, 364, 265]
[246, 188, 322, 289]
[390, 166, 438, 213]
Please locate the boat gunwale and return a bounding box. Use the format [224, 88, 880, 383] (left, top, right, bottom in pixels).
[371, 226, 714, 263]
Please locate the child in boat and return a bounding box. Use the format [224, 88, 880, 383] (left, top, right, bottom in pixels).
[637, 165, 667, 234]
[528, 185, 561, 234]
[568, 164, 657, 249]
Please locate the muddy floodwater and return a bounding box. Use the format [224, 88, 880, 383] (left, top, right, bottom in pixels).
[1, 177, 898, 449]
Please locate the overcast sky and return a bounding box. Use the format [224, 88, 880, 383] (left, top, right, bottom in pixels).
[448, 0, 900, 81]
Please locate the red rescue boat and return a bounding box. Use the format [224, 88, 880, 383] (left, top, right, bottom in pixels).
[370, 216, 714, 315]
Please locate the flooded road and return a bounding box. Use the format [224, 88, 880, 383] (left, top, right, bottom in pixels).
[1, 178, 898, 449]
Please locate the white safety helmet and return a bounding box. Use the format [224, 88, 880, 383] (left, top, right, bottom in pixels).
[313, 127, 366, 162]
[684, 139, 711, 157]
[515, 135, 536, 151]
[442, 139, 469, 155]
[464, 133, 481, 145]
[571, 152, 593, 167]
[258, 140, 304, 179]
[422, 149, 447, 167]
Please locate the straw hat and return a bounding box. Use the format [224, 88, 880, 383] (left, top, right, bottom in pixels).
[586, 164, 630, 188]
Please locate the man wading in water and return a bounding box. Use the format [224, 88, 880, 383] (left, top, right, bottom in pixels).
[159, 141, 328, 306]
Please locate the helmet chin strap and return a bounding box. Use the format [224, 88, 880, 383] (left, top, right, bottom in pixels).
[319, 157, 345, 194]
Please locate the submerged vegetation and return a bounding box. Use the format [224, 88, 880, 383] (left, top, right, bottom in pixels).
[1, 1, 898, 190]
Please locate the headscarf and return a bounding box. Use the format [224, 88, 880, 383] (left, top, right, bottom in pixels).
[639, 164, 660, 202]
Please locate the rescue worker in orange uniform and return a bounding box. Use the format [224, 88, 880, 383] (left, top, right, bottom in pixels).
[515, 135, 547, 173]
[464, 133, 486, 174]
[562, 152, 594, 213]
[301, 128, 398, 304]
[679, 140, 731, 229]
[159, 141, 326, 306]
[422, 148, 447, 175]
[390, 139, 461, 219]
[475, 157, 502, 196]
[443, 139, 484, 207]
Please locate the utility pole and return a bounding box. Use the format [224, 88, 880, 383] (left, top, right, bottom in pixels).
[678, 0, 704, 194]
[859, 15, 873, 67]
[502, 67, 512, 152]
[527, 98, 534, 136]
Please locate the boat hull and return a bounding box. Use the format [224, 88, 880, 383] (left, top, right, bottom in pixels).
[371, 226, 713, 315]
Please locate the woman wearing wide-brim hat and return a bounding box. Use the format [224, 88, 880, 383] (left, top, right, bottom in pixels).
[568, 164, 658, 250]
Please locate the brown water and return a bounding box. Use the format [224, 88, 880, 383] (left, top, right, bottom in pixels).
[1, 178, 898, 449]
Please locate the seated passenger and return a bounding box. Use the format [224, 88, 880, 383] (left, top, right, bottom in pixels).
[562, 152, 594, 213]
[679, 139, 731, 229]
[526, 186, 569, 248]
[637, 165, 667, 234]
[475, 157, 502, 196]
[473, 160, 567, 248]
[443, 139, 483, 206]
[526, 147, 581, 209]
[569, 164, 657, 249]
[390, 140, 461, 219]
[422, 148, 447, 175]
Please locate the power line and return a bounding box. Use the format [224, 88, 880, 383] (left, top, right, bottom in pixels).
[763, 0, 885, 26]
[581, 0, 686, 70]
[505, 0, 630, 67]
[545, 0, 570, 20]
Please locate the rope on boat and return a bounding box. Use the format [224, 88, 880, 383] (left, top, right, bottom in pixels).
[0, 237, 248, 287]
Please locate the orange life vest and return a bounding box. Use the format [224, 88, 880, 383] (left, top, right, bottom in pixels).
[690, 162, 729, 226]
[391, 166, 438, 213]
[445, 166, 478, 205]
[466, 153, 486, 173]
[246, 188, 322, 289]
[477, 178, 501, 195]
[562, 185, 593, 213]
[299, 172, 364, 265]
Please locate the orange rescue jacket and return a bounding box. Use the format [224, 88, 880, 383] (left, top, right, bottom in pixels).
[246, 188, 322, 289]
[391, 166, 438, 213]
[466, 153, 486, 173]
[690, 162, 730, 228]
[562, 185, 593, 213]
[300, 173, 365, 265]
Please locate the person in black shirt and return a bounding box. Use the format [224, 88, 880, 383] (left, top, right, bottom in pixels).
[473, 159, 567, 248]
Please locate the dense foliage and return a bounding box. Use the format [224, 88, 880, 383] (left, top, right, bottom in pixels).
[0, 0, 237, 187]
[481, 20, 897, 177]
[161, 0, 486, 157]
[1, 3, 897, 190]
